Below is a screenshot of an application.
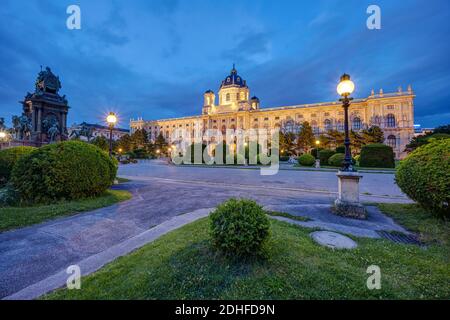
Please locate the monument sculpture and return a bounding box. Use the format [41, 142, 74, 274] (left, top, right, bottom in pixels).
[13, 66, 69, 145]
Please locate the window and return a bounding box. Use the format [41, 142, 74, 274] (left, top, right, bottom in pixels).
[311, 113, 317, 117]
[264, 117, 269, 121]
[336, 120, 344, 131]
[311, 120, 319, 134]
[386, 114, 396, 128]
[352, 117, 362, 130]
[387, 105, 395, 110]
[387, 135, 397, 148]
[324, 119, 333, 131]
[237, 93, 240, 100]
[324, 112, 330, 117]
[275, 116, 280, 120]
[226, 93, 230, 101]
[254, 118, 258, 122]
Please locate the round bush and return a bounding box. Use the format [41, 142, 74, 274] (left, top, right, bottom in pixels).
[11, 141, 117, 203]
[298, 154, 316, 166]
[318, 149, 336, 165]
[210, 198, 270, 256]
[0, 146, 36, 187]
[396, 139, 450, 218]
[328, 153, 345, 167]
[359, 143, 395, 168]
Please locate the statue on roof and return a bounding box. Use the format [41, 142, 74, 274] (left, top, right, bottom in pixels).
[35, 66, 62, 95]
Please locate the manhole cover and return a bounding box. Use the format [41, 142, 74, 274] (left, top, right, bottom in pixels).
[310, 231, 358, 249]
[377, 231, 422, 245]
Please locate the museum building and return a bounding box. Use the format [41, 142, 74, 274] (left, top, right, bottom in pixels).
[130, 66, 415, 158]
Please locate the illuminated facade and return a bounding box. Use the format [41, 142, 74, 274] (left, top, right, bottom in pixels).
[130, 66, 415, 159]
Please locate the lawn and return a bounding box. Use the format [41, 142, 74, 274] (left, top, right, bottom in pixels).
[44, 204, 449, 300]
[0, 189, 132, 232]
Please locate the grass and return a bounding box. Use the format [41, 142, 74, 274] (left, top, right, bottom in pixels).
[378, 203, 449, 247]
[116, 177, 131, 183]
[44, 203, 449, 300]
[266, 211, 311, 222]
[0, 190, 132, 232]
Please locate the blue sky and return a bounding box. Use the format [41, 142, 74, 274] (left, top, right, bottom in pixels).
[0, 0, 449, 129]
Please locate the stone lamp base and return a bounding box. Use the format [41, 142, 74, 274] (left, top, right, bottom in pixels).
[334, 171, 367, 219]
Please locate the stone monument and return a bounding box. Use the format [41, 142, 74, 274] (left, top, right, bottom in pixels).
[15, 66, 69, 145]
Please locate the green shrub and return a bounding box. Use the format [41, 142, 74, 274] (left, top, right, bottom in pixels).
[335, 145, 345, 154]
[359, 143, 395, 168]
[354, 154, 361, 165]
[298, 154, 316, 166]
[210, 198, 270, 256]
[396, 139, 450, 218]
[328, 153, 344, 167]
[0, 146, 36, 187]
[11, 141, 117, 203]
[318, 149, 336, 165]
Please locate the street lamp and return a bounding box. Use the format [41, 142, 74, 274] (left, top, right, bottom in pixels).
[334, 74, 365, 219]
[106, 112, 117, 157]
[337, 74, 355, 172]
[315, 140, 320, 158]
[0, 131, 6, 150]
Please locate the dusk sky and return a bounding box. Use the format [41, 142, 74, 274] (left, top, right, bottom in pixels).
[0, 0, 449, 129]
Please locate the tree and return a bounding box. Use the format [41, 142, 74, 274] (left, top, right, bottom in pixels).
[279, 131, 297, 155]
[361, 126, 384, 144]
[116, 134, 132, 153]
[90, 136, 109, 152]
[433, 124, 450, 134]
[350, 130, 365, 154]
[322, 129, 345, 149]
[130, 129, 148, 149]
[405, 133, 450, 152]
[296, 121, 315, 153]
[154, 132, 168, 155]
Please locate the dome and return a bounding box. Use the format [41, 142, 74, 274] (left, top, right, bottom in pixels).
[204, 89, 214, 94]
[251, 96, 259, 101]
[220, 64, 248, 89]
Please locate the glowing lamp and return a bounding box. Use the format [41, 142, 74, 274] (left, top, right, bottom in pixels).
[337, 74, 355, 97]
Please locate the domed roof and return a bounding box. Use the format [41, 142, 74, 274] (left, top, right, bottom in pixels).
[251, 96, 259, 101]
[220, 64, 248, 89]
[205, 89, 214, 94]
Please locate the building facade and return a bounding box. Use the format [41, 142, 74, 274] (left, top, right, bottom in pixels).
[130, 66, 415, 159]
[68, 122, 129, 141]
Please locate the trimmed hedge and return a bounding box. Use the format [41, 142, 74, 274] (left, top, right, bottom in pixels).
[328, 153, 345, 167]
[11, 141, 117, 203]
[335, 145, 345, 154]
[318, 149, 336, 165]
[396, 139, 450, 218]
[298, 154, 316, 166]
[0, 146, 36, 187]
[210, 198, 270, 256]
[359, 143, 395, 168]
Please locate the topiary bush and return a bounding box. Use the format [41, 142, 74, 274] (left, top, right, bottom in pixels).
[210, 198, 270, 256]
[318, 149, 336, 165]
[359, 143, 395, 168]
[328, 153, 345, 167]
[11, 141, 117, 203]
[396, 139, 450, 218]
[0, 146, 36, 187]
[298, 154, 316, 166]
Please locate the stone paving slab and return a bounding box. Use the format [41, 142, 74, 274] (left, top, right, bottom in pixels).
[310, 231, 358, 249]
[265, 204, 408, 239]
[3, 208, 214, 300]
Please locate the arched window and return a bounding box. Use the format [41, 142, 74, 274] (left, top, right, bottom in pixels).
[236, 93, 240, 101]
[226, 93, 230, 102]
[336, 120, 344, 131]
[221, 125, 226, 135]
[387, 135, 397, 148]
[284, 120, 295, 133]
[324, 119, 333, 131]
[311, 120, 319, 134]
[352, 117, 361, 130]
[387, 114, 396, 128]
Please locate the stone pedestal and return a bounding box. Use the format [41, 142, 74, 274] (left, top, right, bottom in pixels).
[334, 171, 367, 219]
[315, 159, 320, 168]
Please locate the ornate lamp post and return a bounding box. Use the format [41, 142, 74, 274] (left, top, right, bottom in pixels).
[337, 74, 355, 171]
[315, 140, 320, 168]
[106, 112, 117, 157]
[334, 74, 366, 219]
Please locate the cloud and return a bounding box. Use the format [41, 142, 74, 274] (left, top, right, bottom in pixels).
[222, 31, 272, 65]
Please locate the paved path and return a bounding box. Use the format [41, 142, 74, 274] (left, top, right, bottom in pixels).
[0, 161, 412, 299]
